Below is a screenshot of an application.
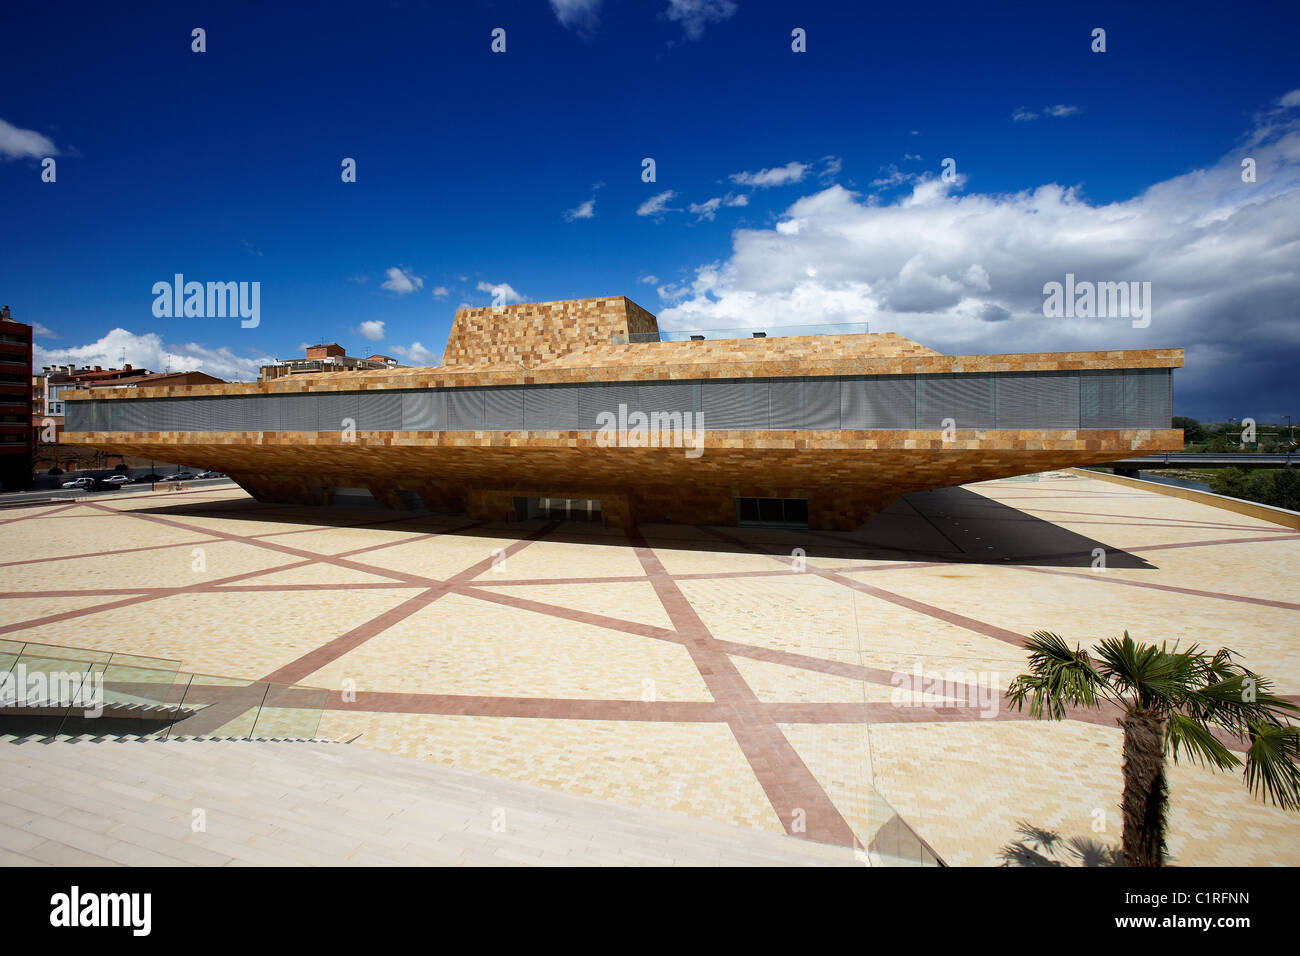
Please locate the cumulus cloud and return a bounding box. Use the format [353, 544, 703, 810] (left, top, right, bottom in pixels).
[35, 329, 270, 383]
[657, 98, 1300, 419]
[476, 281, 524, 304]
[380, 267, 423, 294]
[729, 161, 809, 188]
[640, 275, 659, 284]
[356, 320, 385, 342]
[665, 0, 737, 40]
[0, 118, 58, 160]
[550, 0, 603, 37]
[637, 190, 678, 218]
[432, 286, 449, 299]
[389, 342, 440, 366]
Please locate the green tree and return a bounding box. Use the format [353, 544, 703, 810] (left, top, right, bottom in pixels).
[1007, 631, 1300, 867]
[1245, 469, 1300, 511]
[1171, 416, 1204, 444]
[1210, 466, 1249, 498]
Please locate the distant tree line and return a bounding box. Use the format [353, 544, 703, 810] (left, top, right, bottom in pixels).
[1209, 468, 1300, 510]
[1173, 416, 1297, 455]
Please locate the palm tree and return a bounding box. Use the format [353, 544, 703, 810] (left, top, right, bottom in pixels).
[1006, 631, 1300, 867]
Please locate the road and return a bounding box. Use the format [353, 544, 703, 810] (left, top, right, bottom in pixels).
[1105, 452, 1295, 467]
[0, 478, 235, 509]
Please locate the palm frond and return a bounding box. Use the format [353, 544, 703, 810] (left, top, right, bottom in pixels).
[1243, 724, 1300, 812]
[1006, 631, 1103, 720]
[1093, 632, 1189, 711]
[1166, 711, 1241, 772]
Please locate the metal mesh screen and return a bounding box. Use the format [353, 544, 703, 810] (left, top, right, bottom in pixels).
[78, 369, 1172, 435]
[996, 372, 1081, 429]
[917, 374, 996, 429]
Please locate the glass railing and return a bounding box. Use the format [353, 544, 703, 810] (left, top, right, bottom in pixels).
[0, 639, 327, 741]
[612, 322, 870, 344]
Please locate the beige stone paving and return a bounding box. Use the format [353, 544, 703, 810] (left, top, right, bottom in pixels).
[305, 592, 711, 700]
[3, 479, 1298, 866]
[480, 535, 648, 581]
[4, 511, 207, 562]
[1102, 539, 1300, 594]
[649, 544, 802, 577]
[15, 587, 416, 679]
[866, 564, 1300, 692]
[682, 574, 1029, 674]
[249, 562, 409, 587]
[313, 710, 785, 835]
[867, 718, 1300, 867]
[779, 722, 882, 852]
[352, 528, 524, 579]
[1, 538, 297, 592]
[0, 595, 146, 626]
[470, 580, 675, 631]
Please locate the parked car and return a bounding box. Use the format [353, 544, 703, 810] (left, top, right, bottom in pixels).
[133, 473, 164, 484]
[101, 474, 132, 485]
[197, 471, 226, 479]
[61, 477, 95, 489]
[162, 472, 198, 481]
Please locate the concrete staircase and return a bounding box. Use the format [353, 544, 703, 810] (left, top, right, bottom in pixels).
[0, 734, 858, 866]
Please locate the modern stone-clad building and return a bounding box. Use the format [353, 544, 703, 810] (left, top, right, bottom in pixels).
[63, 296, 1183, 529]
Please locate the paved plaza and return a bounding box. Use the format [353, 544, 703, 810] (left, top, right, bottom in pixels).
[1, 472, 1297, 865]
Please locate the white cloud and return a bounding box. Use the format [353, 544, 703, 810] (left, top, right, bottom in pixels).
[34, 329, 270, 382]
[348, 274, 369, 284]
[1280, 89, 1300, 108]
[564, 198, 597, 221]
[637, 190, 678, 218]
[870, 164, 919, 189]
[476, 281, 524, 304]
[357, 320, 385, 342]
[689, 192, 748, 221]
[690, 197, 722, 220]
[31, 322, 56, 338]
[381, 267, 423, 294]
[389, 342, 440, 366]
[550, 0, 603, 36]
[1013, 104, 1080, 122]
[665, 0, 737, 40]
[729, 161, 809, 188]
[656, 98, 1300, 419]
[432, 286, 450, 299]
[0, 118, 58, 160]
[640, 275, 659, 284]
[819, 156, 843, 180]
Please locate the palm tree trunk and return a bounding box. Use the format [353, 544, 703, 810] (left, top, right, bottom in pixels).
[1120, 709, 1168, 866]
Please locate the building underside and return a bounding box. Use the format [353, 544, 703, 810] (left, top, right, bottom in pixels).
[64, 296, 1184, 530]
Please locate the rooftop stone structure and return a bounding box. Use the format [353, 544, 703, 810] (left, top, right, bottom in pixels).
[62, 296, 1184, 529]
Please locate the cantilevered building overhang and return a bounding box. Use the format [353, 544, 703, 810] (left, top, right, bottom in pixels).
[63, 296, 1183, 530]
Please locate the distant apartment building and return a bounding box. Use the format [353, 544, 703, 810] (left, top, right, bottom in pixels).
[259, 343, 404, 382]
[0, 305, 34, 490]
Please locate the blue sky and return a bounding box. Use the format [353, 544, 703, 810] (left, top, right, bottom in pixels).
[2, 0, 1298, 421]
